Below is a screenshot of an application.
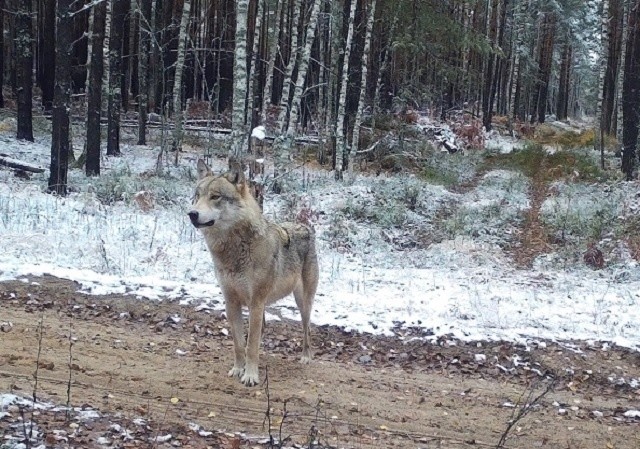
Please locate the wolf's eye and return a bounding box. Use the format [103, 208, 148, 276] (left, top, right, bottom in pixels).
[210, 194, 221, 201]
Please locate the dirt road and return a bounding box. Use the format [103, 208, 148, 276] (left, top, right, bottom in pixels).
[1, 276, 639, 448]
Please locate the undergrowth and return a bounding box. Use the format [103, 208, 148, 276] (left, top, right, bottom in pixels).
[484, 143, 604, 182]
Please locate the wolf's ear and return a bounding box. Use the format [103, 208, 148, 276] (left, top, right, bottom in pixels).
[197, 159, 212, 180]
[227, 170, 246, 185]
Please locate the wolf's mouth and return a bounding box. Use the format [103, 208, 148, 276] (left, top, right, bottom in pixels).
[193, 220, 215, 228]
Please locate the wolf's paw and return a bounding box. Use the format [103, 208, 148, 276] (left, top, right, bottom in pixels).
[240, 367, 259, 387]
[228, 365, 244, 379]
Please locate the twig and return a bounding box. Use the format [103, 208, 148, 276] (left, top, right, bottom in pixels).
[277, 399, 291, 448]
[66, 321, 74, 420]
[262, 366, 274, 447]
[20, 313, 45, 448]
[355, 138, 383, 154]
[495, 375, 557, 448]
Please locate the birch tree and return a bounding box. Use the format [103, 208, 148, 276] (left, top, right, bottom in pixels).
[86, 0, 108, 177]
[272, 0, 322, 192]
[246, 0, 264, 129]
[171, 0, 192, 156]
[48, 0, 74, 195]
[276, 0, 303, 131]
[595, 0, 610, 162]
[350, 0, 377, 158]
[16, 0, 33, 141]
[261, 0, 285, 123]
[335, 0, 357, 180]
[230, 0, 250, 158]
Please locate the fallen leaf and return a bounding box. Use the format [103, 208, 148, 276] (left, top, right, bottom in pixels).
[170, 397, 179, 404]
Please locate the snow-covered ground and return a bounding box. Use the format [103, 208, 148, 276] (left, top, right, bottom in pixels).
[1, 125, 640, 350]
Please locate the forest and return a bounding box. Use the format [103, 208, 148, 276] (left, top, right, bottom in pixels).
[1, 0, 638, 191]
[4, 1, 640, 447]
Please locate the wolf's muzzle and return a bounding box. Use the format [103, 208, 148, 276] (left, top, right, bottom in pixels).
[188, 210, 215, 228]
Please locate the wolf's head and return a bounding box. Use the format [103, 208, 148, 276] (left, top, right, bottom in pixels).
[188, 159, 261, 230]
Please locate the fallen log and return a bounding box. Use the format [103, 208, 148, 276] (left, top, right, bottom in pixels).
[0, 154, 45, 173]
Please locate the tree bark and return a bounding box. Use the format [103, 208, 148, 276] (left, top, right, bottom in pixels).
[531, 11, 556, 124]
[171, 0, 192, 155]
[271, 0, 322, 192]
[39, 0, 56, 112]
[603, 0, 624, 135]
[0, 0, 4, 109]
[86, 0, 108, 177]
[350, 0, 376, 155]
[48, 0, 74, 195]
[246, 0, 264, 130]
[276, 0, 303, 132]
[556, 35, 572, 121]
[138, 0, 153, 145]
[482, 0, 499, 131]
[334, 0, 357, 179]
[230, 0, 250, 158]
[622, 0, 640, 180]
[596, 0, 610, 161]
[16, 0, 34, 141]
[107, 0, 127, 156]
[261, 0, 285, 124]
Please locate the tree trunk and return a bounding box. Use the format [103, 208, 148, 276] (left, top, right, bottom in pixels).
[482, 0, 499, 131]
[282, 0, 321, 135]
[276, 0, 303, 131]
[531, 11, 556, 124]
[0, 0, 4, 109]
[107, 0, 127, 156]
[138, 0, 152, 145]
[603, 0, 624, 135]
[616, 0, 629, 141]
[372, 14, 397, 132]
[350, 0, 376, 156]
[48, 0, 74, 195]
[246, 0, 264, 130]
[230, 0, 250, 158]
[261, 0, 285, 123]
[328, 0, 343, 168]
[596, 0, 610, 162]
[335, 0, 357, 179]
[622, 0, 640, 180]
[556, 35, 572, 121]
[39, 0, 56, 112]
[86, 0, 108, 177]
[16, 0, 34, 141]
[171, 0, 191, 156]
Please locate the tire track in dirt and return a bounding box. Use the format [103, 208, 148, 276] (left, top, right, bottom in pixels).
[1, 277, 639, 448]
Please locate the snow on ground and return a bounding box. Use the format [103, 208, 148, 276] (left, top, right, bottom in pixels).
[1, 128, 640, 350]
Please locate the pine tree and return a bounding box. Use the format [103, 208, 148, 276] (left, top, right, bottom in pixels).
[107, 0, 128, 156]
[16, 0, 33, 141]
[48, 0, 75, 195]
[86, 0, 108, 177]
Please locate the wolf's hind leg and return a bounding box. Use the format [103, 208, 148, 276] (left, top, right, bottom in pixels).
[294, 283, 313, 364]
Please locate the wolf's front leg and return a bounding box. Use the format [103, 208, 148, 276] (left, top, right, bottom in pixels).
[241, 302, 265, 387]
[225, 299, 246, 378]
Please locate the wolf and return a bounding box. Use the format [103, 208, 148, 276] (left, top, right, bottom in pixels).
[188, 159, 319, 386]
